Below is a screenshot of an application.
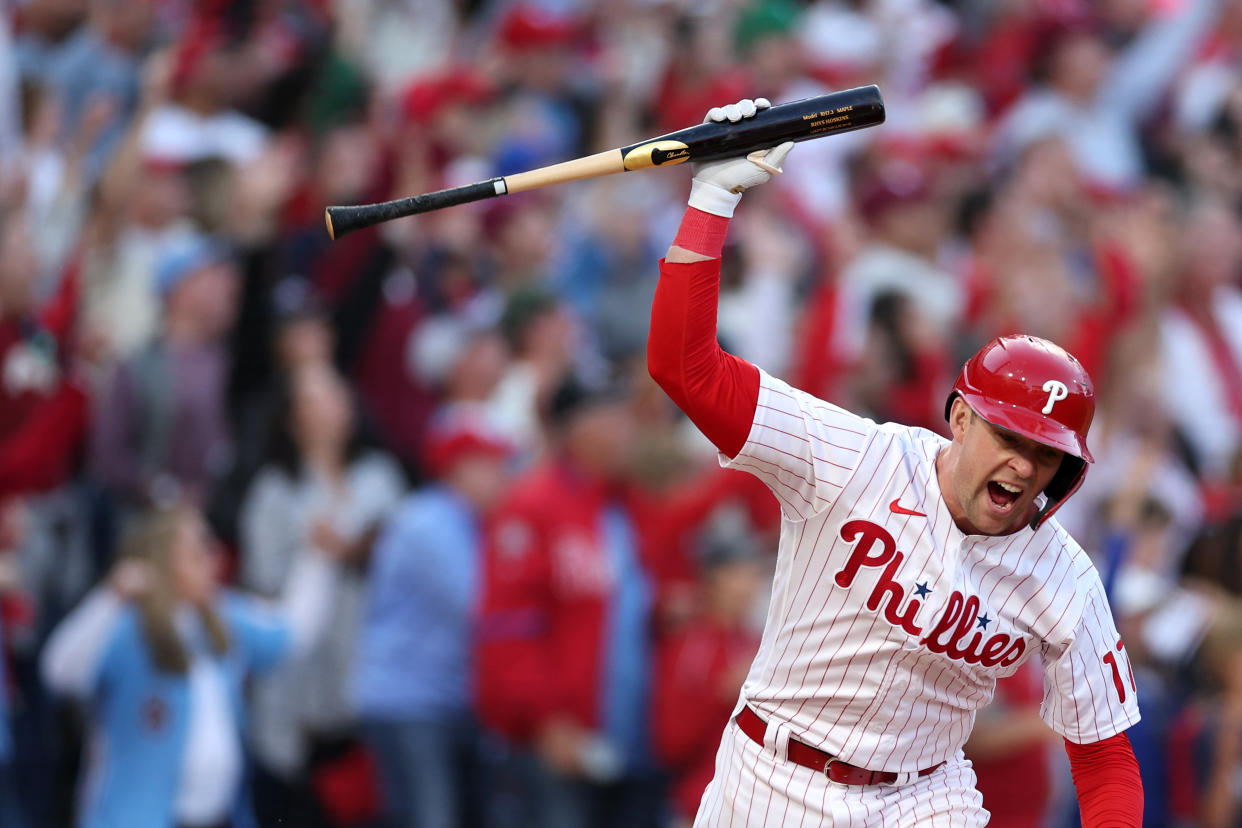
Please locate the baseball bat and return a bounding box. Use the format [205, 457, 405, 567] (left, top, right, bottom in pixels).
[324, 84, 885, 239]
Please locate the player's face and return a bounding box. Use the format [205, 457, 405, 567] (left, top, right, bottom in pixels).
[946, 402, 1064, 535]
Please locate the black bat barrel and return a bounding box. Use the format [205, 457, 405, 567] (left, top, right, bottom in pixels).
[626, 85, 885, 166]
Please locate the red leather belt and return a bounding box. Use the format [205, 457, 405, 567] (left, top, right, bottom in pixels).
[734, 705, 944, 786]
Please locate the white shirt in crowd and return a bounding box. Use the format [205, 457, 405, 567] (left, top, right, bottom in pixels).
[1158, 286, 1242, 479]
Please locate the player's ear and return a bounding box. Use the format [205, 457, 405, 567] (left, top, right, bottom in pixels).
[948, 398, 972, 442]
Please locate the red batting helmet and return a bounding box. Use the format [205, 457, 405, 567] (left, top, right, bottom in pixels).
[944, 335, 1095, 529]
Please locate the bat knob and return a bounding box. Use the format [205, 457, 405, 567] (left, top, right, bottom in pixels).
[324, 209, 337, 240]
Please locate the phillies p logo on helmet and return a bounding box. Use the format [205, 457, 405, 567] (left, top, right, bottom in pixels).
[1041, 380, 1069, 414]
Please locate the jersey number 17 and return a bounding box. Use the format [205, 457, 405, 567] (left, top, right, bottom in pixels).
[1102, 638, 1136, 704]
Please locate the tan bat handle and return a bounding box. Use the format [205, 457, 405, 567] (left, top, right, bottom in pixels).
[503, 149, 626, 193]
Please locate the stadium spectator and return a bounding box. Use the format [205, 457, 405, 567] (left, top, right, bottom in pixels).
[90, 232, 239, 511]
[138, 16, 269, 169]
[19, 0, 152, 184]
[652, 510, 766, 827]
[41, 503, 341, 828]
[0, 210, 89, 505]
[1184, 602, 1242, 828]
[475, 373, 664, 828]
[652, 13, 750, 138]
[553, 177, 668, 364]
[0, 208, 96, 717]
[353, 413, 513, 828]
[238, 361, 404, 827]
[489, 288, 577, 461]
[715, 199, 812, 380]
[1156, 200, 1242, 481]
[830, 158, 960, 387]
[995, 0, 1223, 192]
[77, 159, 197, 362]
[227, 289, 337, 498]
[484, 194, 562, 295]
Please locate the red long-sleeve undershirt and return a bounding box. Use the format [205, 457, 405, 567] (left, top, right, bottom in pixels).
[647, 208, 758, 458]
[1066, 732, 1144, 827]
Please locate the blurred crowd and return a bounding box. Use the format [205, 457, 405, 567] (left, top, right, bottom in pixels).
[3, 0, 1242, 826]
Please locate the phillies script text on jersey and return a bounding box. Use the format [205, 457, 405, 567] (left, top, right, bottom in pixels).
[834, 520, 1025, 667]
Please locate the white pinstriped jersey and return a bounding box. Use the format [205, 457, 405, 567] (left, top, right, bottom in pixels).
[720, 369, 1141, 774]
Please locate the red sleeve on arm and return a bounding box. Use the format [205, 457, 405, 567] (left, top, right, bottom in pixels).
[647, 208, 760, 458]
[1065, 732, 1144, 827]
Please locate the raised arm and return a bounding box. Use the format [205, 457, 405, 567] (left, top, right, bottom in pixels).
[649, 100, 875, 523]
[228, 539, 343, 675]
[279, 550, 339, 656]
[1106, 0, 1221, 123]
[41, 560, 143, 697]
[647, 98, 793, 458]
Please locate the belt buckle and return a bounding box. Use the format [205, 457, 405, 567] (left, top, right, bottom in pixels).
[822, 756, 841, 779]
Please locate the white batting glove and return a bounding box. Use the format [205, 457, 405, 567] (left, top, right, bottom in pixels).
[689, 98, 795, 218]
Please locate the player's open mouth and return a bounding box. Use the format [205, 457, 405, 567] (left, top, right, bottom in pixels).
[987, 481, 1021, 511]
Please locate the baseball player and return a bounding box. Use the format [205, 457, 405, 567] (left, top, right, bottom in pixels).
[647, 99, 1143, 825]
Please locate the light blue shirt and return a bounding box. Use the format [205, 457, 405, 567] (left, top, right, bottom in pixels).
[353, 486, 480, 719]
[62, 595, 289, 828]
[599, 504, 652, 770]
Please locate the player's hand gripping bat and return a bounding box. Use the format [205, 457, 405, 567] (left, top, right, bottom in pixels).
[324, 84, 885, 239]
